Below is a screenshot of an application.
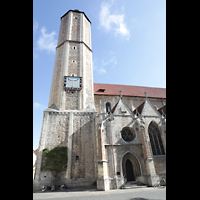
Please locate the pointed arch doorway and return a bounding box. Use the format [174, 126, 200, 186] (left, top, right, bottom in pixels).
[122, 153, 141, 182]
[125, 159, 135, 181]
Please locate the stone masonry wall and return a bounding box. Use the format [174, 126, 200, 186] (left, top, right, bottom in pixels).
[71, 12, 80, 41]
[37, 111, 97, 182]
[84, 15, 91, 48]
[44, 112, 69, 149]
[71, 113, 96, 179]
[38, 112, 69, 182]
[67, 42, 80, 76]
[57, 13, 69, 46]
[48, 45, 64, 108]
[65, 90, 79, 110]
[84, 45, 93, 107]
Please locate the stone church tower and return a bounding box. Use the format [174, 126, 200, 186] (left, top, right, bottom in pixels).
[34, 9, 166, 192]
[34, 10, 98, 190]
[48, 9, 95, 111]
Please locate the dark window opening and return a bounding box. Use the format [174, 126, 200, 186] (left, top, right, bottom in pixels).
[106, 102, 111, 113]
[76, 156, 79, 163]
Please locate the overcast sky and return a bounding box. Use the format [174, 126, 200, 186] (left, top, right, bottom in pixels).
[33, 0, 166, 149]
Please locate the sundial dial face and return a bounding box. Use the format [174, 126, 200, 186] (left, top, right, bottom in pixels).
[63, 76, 82, 90]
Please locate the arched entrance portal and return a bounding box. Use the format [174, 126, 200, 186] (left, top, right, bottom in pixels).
[122, 153, 141, 182]
[125, 159, 135, 181]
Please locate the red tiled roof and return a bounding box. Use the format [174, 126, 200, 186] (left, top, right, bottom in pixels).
[94, 83, 166, 99]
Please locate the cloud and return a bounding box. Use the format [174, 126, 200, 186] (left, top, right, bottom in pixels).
[33, 20, 38, 34]
[37, 27, 57, 53]
[93, 59, 107, 74]
[102, 56, 117, 67]
[33, 102, 46, 110]
[99, 1, 130, 39]
[98, 68, 107, 74]
[93, 51, 117, 75]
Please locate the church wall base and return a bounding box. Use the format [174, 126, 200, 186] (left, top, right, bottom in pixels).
[115, 177, 125, 189]
[33, 178, 96, 192]
[96, 177, 125, 191]
[147, 174, 160, 186]
[136, 175, 148, 185]
[136, 174, 166, 187]
[97, 177, 110, 191]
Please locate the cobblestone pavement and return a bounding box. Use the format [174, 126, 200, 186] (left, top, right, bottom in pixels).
[33, 187, 166, 200]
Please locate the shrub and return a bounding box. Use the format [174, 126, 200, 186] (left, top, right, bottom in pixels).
[41, 146, 68, 179]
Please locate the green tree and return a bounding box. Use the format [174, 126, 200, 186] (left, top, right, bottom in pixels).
[41, 146, 68, 185]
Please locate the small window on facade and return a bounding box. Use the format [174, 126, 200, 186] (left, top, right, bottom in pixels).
[106, 102, 111, 113]
[76, 156, 79, 163]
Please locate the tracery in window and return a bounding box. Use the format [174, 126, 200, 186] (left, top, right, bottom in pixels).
[121, 127, 136, 142]
[148, 121, 165, 155]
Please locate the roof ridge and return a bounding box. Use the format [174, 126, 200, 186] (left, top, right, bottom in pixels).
[94, 83, 166, 89]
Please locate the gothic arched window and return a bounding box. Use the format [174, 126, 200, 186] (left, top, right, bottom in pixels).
[148, 121, 165, 155]
[106, 102, 111, 113]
